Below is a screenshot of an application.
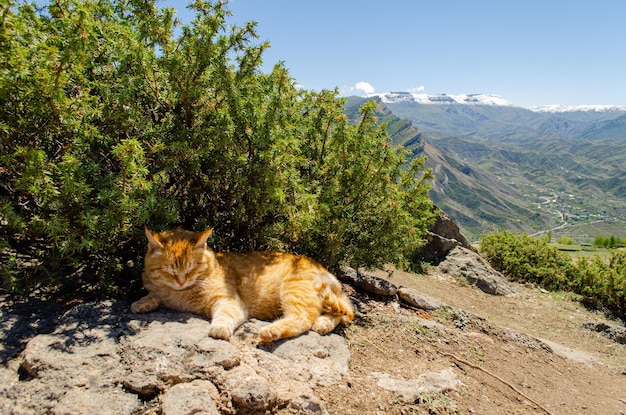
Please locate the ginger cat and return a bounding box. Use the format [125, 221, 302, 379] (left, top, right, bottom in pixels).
[131, 228, 354, 342]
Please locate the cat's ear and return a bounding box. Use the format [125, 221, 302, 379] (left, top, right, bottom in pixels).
[194, 229, 213, 249]
[145, 227, 164, 252]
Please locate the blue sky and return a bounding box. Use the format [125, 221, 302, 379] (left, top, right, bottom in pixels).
[164, 1, 626, 108]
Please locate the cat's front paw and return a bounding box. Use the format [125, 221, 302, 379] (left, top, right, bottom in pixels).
[209, 324, 233, 340]
[258, 325, 282, 343]
[312, 316, 335, 335]
[131, 296, 160, 313]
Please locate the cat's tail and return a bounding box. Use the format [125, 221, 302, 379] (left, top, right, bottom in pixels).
[317, 272, 355, 324]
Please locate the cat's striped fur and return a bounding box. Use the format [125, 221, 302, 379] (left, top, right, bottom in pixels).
[131, 228, 354, 342]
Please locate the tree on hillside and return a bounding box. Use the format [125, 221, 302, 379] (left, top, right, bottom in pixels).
[0, 0, 434, 296]
[594, 236, 623, 248]
[557, 236, 573, 245]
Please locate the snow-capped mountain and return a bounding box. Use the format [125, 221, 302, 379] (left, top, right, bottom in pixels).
[372, 92, 626, 113]
[373, 92, 514, 107]
[529, 104, 626, 113]
[362, 91, 626, 142]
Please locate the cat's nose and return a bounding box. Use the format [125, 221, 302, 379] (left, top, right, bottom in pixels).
[173, 274, 185, 287]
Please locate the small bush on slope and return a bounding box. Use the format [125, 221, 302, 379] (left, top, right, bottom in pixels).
[481, 231, 626, 318]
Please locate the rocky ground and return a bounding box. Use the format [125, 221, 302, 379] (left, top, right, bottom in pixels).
[1, 250, 625, 414]
[315, 267, 626, 415]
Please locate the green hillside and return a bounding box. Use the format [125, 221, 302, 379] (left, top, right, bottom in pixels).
[345, 97, 626, 242]
[577, 113, 626, 141]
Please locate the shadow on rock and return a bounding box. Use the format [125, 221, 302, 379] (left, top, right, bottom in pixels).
[0, 298, 66, 364]
[1, 301, 351, 415]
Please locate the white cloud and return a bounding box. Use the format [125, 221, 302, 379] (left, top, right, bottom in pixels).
[408, 85, 426, 93]
[354, 81, 376, 95]
[338, 81, 377, 97]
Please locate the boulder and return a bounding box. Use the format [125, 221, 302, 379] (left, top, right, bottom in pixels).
[223, 366, 275, 412]
[17, 301, 141, 415]
[418, 232, 461, 263]
[398, 286, 444, 310]
[437, 211, 471, 245]
[0, 299, 65, 363]
[582, 322, 626, 344]
[435, 246, 516, 296]
[414, 208, 476, 264]
[337, 265, 398, 296]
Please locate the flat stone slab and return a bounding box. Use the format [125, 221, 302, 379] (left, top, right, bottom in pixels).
[1, 301, 350, 415]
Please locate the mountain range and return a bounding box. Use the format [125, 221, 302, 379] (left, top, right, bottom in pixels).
[345, 94, 626, 242]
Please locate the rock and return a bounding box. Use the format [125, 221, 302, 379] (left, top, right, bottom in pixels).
[53, 387, 139, 415]
[269, 326, 351, 387]
[233, 319, 347, 412]
[337, 265, 398, 296]
[430, 209, 472, 247]
[0, 301, 350, 415]
[539, 338, 601, 365]
[418, 232, 461, 263]
[196, 336, 242, 369]
[229, 370, 275, 412]
[398, 286, 444, 310]
[414, 208, 476, 264]
[582, 322, 626, 344]
[435, 246, 516, 296]
[120, 315, 240, 392]
[15, 301, 141, 415]
[374, 368, 460, 403]
[0, 366, 21, 414]
[0, 366, 17, 393]
[337, 264, 358, 280]
[161, 380, 220, 415]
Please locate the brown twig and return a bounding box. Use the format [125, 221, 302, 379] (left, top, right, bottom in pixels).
[441, 352, 554, 415]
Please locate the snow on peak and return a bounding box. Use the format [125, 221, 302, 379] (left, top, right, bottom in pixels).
[375, 92, 515, 107]
[372, 92, 626, 112]
[529, 104, 626, 113]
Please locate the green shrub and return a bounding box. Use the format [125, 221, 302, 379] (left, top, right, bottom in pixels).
[557, 236, 573, 245]
[0, 0, 434, 297]
[481, 230, 626, 317]
[576, 251, 626, 316]
[480, 231, 576, 291]
[593, 235, 624, 248]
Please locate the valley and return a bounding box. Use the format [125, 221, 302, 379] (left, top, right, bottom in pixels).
[345, 94, 626, 242]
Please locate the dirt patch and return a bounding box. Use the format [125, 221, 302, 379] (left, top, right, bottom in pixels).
[305, 268, 626, 415]
[390, 267, 626, 369]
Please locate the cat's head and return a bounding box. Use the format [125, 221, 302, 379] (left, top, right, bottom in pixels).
[142, 228, 214, 290]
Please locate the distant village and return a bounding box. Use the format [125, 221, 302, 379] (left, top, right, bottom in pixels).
[525, 183, 626, 246]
